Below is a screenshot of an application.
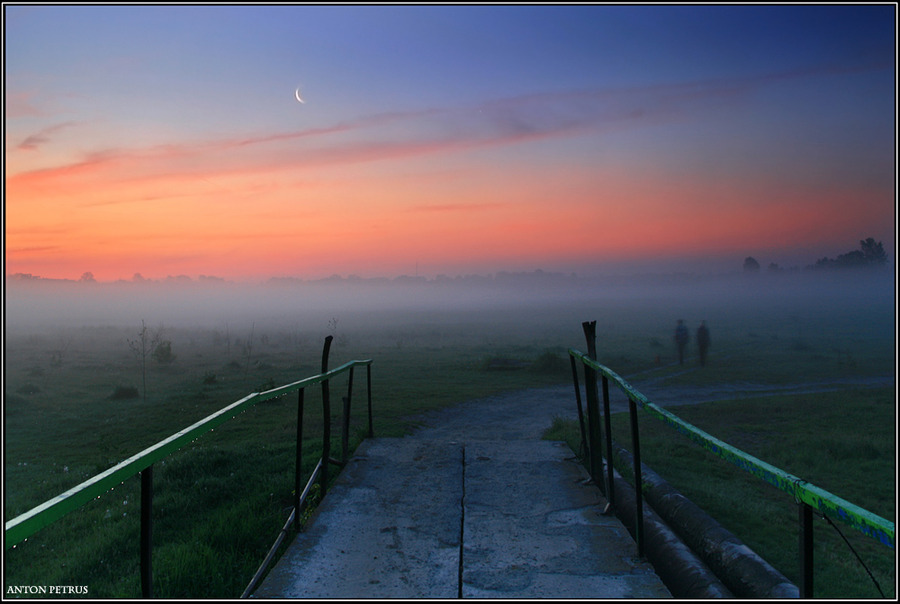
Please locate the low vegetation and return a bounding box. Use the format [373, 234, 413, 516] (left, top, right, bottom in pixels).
[4, 272, 894, 597]
[544, 387, 895, 599]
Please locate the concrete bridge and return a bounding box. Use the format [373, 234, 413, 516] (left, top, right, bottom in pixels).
[253, 387, 672, 599]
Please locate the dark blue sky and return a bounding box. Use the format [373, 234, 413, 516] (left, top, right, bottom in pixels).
[5, 4, 896, 280]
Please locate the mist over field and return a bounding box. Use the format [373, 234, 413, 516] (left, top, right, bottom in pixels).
[5, 266, 895, 599]
[4, 6, 895, 597]
[5, 267, 895, 352]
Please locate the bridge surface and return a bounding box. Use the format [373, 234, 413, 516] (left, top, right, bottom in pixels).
[253, 387, 672, 599]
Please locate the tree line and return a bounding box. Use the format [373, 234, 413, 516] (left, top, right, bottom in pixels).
[744, 237, 889, 273]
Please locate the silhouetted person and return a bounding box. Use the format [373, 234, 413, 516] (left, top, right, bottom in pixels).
[697, 320, 710, 367]
[674, 319, 689, 365]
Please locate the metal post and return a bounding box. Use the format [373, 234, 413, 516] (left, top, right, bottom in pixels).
[320, 336, 333, 493]
[582, 322, 603, 490]
[294, 387, 305, 531]
[628, 398, 644, 558]
[366, 364, 374, 438]
[140, 465, 154, 598]
[800, 502, 814, 598]
[342, 367, 354, 464]
[601, 375, 615, 512]
[569, 355, 589, 461]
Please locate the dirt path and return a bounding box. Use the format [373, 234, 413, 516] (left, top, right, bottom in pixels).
[405, 374, 895, 441]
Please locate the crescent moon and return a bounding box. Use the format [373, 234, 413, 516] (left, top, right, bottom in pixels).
[294, 87, 305, 104]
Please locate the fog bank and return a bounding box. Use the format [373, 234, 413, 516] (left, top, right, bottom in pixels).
[5, 269, 894, 340]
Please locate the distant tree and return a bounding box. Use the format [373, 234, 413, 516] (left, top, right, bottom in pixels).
[243, 322, 255, 380]
[149, 324, 175, 364]
[743, 257, 761, 273]
[836, 250, 867, 268]
[813, 238, 888, 270]
[767, 262, 783, 273]
[128, 320, 150, 403]
[152, 340, 176, 364]
[79, 271, 96, 282]
[860, 237, 887, 265]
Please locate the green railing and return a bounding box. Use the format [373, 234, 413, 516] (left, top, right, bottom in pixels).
[569, 329, 894, 598]
[5, 336, 373, 598]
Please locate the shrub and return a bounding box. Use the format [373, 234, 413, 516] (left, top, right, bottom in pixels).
[110, 385, 139, 400]
[530, 350, 568, 375]
[152, 340, 176, 364]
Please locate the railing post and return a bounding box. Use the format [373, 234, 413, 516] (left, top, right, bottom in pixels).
[800, 502, 814, 598]
[320, 336, 333, 494]
[628, 398, 644, 558]
[582, 322, 604, 491]
[601, 375, 615, 512]
[294, 387, 305, 531]
[342, 367, 354, 464]
[569, 354, 589, 460]
[140, 465, 154, 599]
[366, 364, 374, 438]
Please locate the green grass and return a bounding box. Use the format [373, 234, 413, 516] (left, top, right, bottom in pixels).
[544, 388, 896, 599]
[4, 321, 575, 598]
[4, 279, 895, 598]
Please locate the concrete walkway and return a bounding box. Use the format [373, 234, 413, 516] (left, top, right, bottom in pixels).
[253, 389, 672, 599]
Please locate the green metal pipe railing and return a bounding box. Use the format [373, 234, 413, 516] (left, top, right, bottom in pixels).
[569, 345, 894, 597]
[5, 342, 373, 598]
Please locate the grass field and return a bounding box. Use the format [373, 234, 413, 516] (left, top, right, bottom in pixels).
[4, 270, 895, 597]
[545, 386, 896, 599]
[4, 305, 582, 597]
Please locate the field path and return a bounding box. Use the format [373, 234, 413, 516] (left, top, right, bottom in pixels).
[404, 373, 895, 439]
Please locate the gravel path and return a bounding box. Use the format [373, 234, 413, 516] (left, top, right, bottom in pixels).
[406, 373, 895, 441]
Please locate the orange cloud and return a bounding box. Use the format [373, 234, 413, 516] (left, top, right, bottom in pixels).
[6, 65, 893, 282]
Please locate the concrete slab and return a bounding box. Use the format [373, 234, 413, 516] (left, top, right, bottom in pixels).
[254, 437, 671, 599]
[461, 440, 671, 599]
[253, 438, 464, 599]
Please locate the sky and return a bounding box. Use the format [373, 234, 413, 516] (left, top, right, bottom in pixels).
[4, 4, 897, 282]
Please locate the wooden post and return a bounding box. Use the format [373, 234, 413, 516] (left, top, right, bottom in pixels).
[629, 398, 644, 557]
[800, 502, 814, 598]
[569, 355, 589, 461]
[294, 387, 305, 531]
[366, 364, 374, 438]
[342, 367, 354, 464]
[320, 335, 333, 493]
[601, 375, 615, 512]
[140, 465, 154, 599]
[582, 321, 603, 489]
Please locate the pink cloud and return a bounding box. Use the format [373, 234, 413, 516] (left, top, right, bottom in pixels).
[8, 58, 889, 206]
[18, 121, 78, 151]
